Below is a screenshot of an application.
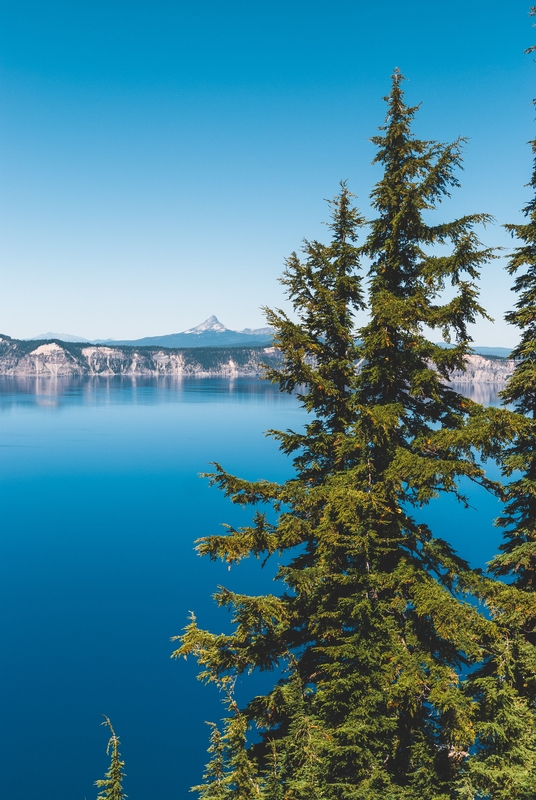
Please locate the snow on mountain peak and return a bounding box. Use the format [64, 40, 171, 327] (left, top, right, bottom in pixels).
[183, 315, 230, 335]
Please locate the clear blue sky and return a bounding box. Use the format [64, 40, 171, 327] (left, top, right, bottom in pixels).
[0, 0, 533, 345]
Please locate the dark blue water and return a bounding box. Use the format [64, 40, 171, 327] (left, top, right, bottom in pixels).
[0, 377, 503, 800]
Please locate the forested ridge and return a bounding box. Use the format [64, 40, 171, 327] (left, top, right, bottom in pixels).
[0, 335, 281, 376]
[0, 333, 513, 381]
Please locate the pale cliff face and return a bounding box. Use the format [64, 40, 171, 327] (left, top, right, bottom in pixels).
[30, 343, 64, 355]
[0, 339, 276, 377]
[15, 342, 80, 377]
[447, 354, 515, 384]
[0, 338, 516, 382]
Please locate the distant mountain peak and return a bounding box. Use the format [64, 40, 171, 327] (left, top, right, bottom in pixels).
[31, 331, 90, 343]
[240, 326, 274, 336]
[25, 316, 275, 349]
[183, 315, 230, 334]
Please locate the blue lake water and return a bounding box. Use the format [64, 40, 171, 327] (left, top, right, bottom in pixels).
[0, 377, 503, 800]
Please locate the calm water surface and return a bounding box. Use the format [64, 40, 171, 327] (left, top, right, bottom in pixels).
[0, 377, 503, 800]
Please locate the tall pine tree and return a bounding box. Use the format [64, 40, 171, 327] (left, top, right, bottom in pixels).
[462, 8, 536, 798]
[493, 4, 536, 585]
[175, 72, 510, 799]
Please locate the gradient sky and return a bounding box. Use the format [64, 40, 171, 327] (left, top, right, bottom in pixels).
[0, 0, 534, 345]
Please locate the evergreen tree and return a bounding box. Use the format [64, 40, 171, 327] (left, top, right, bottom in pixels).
[95, 717, 127, 800]
[262, 740, 284, 800]
[174, 72, 509, 799]
[192, 721, 229, 800]
[493, 4, 536, 587]
[461, 8, 536, 797]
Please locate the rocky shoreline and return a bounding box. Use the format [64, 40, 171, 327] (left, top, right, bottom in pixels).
[0, 335, 516, 383]
[0, 336, 281, 377]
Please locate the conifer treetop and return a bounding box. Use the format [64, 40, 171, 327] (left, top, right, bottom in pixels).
[95, 717, 127, 800]
[174, 72, 518, 800]
[492, 2, 536, 587]
[460, 14, 536, 798]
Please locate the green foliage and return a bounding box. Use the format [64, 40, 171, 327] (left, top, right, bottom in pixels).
[95, 717, 127, 800]
[460, 644, 536, 799]
[463, 11, 536, 796]
[492, 48, 536, 588]
[187, 676, 261, 799]
[192, 722, 229, 799]
[174, 72, 521, 798]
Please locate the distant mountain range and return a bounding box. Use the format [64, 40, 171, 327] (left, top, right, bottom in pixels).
[31, 331, 91, 343]
[436, 343, 513, 359]
[30, 317, 513, 357]
[467, 347, 513, 358]
[31, 316, 275, 349]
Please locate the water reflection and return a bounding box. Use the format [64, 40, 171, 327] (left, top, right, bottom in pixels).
[0, 375, 506, 410]
[0, 375, 290, 410]
[448, 382, 505, 406]
[0, 373, 510, 800]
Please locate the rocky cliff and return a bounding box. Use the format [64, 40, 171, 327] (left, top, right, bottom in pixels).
[0, 336, 281, 377]
[0, 335, 516, 383]
[445, 354, 515, 384]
